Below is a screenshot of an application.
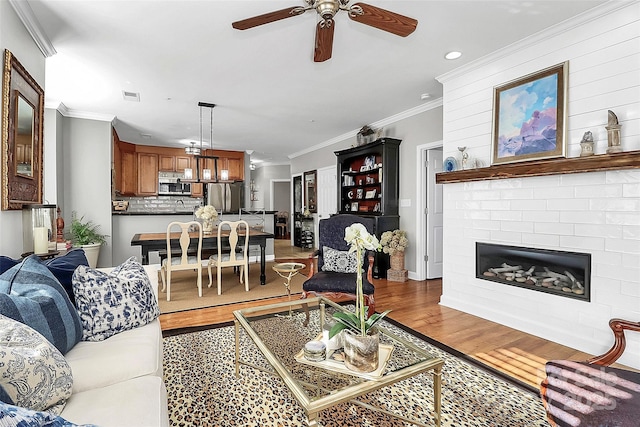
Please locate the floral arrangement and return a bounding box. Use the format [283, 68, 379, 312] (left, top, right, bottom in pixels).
[195, 205, 218, 222]
[380, 229, 408, 256]
[329, 224, 390, 338]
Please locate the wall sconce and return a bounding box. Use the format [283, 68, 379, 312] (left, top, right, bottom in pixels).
[221, 169, 229, 181]
[202, 169, 211, 180]
[184, 168, 193, 180]
[22, 204, 56, 255]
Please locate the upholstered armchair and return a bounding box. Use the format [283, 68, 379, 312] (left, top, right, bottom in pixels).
[540, 318, 640, 427]
[301, 214, 376, 319]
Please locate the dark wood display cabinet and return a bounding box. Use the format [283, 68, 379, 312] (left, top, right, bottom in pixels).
[335, 138, 401, 277]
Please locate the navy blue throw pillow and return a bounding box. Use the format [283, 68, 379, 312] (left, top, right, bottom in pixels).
[0, 256, 83, 355]
[44, 249, 89, 305]
[0, 256, 19, 275]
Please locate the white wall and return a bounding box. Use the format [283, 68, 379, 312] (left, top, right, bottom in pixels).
[437, 2, 640, 369]
[291, 105, 444, 274]
[62, 116, 113, 267]
[0, 3, 46, 258]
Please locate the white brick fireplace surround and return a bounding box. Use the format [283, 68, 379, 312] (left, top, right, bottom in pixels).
[437, 3, 639, 370]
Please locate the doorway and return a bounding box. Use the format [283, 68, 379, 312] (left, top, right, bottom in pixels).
[416, 142, 443, 280]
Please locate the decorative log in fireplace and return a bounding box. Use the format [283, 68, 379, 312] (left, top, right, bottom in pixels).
[476, 243, 591, 302]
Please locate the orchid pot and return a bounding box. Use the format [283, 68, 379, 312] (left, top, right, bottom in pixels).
[328, 223, 391, 372]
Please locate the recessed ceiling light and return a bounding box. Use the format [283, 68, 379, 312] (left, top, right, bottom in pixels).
[445, 51, 462, 60]
[420, 93, 431, 100]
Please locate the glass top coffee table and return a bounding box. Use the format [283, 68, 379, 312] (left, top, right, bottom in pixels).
[233, 296, 443, 426]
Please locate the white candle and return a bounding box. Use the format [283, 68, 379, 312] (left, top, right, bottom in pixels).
[33, 227, 48, 255]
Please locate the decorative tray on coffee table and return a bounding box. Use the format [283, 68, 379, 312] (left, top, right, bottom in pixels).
[294, 334, 394, 380]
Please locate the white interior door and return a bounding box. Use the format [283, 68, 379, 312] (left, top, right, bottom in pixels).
[316, 166, 337, 247]
[426, 149, 443, 278]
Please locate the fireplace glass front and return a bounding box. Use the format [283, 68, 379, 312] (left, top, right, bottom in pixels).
[476, 242, 591, 302]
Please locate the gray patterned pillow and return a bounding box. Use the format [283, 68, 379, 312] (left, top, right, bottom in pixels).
[321, 246, 362, 273]
[71, 257, 159, 342]
[0, 315, 73, 415]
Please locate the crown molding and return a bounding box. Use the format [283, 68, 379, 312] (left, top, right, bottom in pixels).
[288, 97, 443, 159]
[436, 1, 631, 84]
[46, 102, 115, 123]
[9, 0, 56, 58]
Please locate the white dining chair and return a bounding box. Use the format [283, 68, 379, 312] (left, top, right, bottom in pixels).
[208, 220, 249, 295]
[159, 221, 204, 301]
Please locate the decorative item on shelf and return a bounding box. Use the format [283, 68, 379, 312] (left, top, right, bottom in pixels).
[303, 207, 311, 218]
[458, 146, 469, 170]
[56, 207, 65, 243]
[69, 211, 108, 268]
[356, 189, 364, 199]
[195, 204, 218, 234]
[381, 229, 409, 282]
[443, 157, 458, 172]
[356, 125, 376, 146]
[350, 202, 358, 212]
[328, 224, 390, 373]
[606, 110, 622, 154]
[579, 131, 595, 157]
[22, 204, 56, 255]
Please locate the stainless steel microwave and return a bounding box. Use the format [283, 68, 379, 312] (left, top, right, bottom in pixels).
[158, 172, 191, 196]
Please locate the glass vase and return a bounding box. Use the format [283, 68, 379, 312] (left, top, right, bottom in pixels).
[202, 219, 214, 234]
[342, 329, 379, 373]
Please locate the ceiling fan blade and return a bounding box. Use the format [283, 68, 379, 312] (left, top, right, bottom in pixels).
[232, 7, 306, 30]
[349, 2, 418, 37]
[314, 20, 335, 62]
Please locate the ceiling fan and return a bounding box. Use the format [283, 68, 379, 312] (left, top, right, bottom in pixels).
[232, 0, 418, 62]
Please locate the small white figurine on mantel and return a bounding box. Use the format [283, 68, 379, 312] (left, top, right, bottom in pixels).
[458, 146, 469, 170]
[579, 131, 595, 157]
[605, 110, 622, 154]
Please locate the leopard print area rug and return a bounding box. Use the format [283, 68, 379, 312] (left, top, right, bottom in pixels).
[163, 312, 551, 427]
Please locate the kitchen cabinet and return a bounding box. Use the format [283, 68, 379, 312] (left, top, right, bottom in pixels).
[137, 153, 158, 196]
[114, 140, 137, 196]
[159, 154, 191, 172]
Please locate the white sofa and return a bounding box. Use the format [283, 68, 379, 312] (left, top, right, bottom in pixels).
[59, 265, 169, 427]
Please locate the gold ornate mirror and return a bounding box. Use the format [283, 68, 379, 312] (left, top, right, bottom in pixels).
[2, 49, 44, 210]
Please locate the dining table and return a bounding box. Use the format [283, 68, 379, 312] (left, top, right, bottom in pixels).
[130, 228, 275, 285]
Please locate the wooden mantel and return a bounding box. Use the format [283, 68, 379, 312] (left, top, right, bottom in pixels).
[436, 150, 640, 184]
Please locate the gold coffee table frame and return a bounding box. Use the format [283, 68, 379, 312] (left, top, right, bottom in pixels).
[233, 297, 443, 426]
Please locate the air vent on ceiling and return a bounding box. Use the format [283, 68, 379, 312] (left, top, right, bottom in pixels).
[122, 91, 140, 102]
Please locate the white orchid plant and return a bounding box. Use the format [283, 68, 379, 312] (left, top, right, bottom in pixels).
[195, 205, 218, 221]
[329, 223, 391, 338]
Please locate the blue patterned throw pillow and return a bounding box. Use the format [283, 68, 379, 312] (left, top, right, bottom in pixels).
[0, 256, 82, 355]
[321, 246, 362, 274]
[72, 257, 160, 342]
[0, 315, 73, 415]
[0, 401, 95, 427]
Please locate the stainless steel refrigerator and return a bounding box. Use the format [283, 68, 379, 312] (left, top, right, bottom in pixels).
[206, 182, 244, 213]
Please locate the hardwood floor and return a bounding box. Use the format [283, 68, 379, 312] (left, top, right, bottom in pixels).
[160, 242, 593, 389]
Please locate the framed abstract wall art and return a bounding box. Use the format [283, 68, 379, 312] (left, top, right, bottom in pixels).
[491, 62, 568, 165]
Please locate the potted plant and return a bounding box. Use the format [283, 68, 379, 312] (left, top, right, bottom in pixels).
[329, 223, 391, 372]
[380, 229, 409, 271]
[69, 212, 108, 268]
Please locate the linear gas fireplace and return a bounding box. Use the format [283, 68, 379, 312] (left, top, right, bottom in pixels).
[476, 243, 591, 302]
